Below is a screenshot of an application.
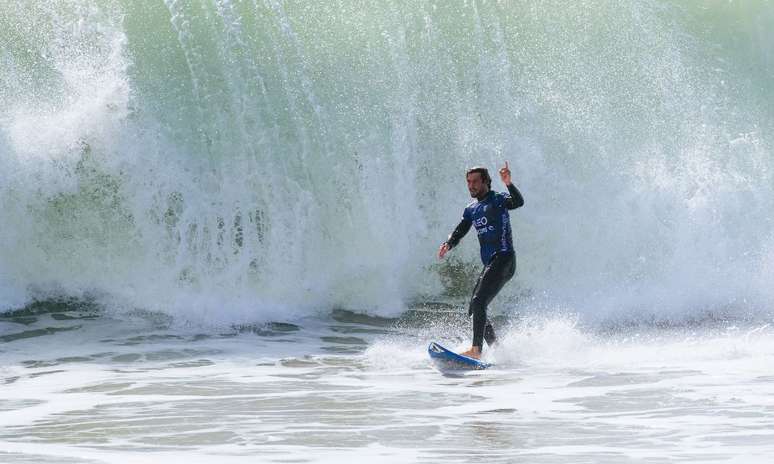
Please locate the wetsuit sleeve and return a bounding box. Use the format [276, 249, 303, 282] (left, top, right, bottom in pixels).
[445, 210, 472, 249]
[503, 183, 525, 209]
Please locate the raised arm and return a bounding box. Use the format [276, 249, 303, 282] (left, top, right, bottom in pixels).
[504, 183, 524, 209]
[499, 161, 524, 209]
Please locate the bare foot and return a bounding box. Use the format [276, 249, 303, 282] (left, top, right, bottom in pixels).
[459, 346, 481, 359]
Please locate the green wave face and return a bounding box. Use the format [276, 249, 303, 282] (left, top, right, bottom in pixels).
[1, 1, 773, 322]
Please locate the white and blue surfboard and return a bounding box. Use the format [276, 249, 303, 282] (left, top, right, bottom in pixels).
[428, 342, 491, 371]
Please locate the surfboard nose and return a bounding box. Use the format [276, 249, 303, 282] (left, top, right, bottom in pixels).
[428, 341, 492, 371]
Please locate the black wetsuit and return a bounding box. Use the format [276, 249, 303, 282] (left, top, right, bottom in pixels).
[444, 184, 524, 349]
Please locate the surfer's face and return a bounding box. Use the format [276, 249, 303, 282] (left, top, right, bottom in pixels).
[466, 173, 488, 198]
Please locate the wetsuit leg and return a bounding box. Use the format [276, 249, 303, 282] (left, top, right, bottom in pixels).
[484, 321, 497, 347]
[469, 252, 516, 349]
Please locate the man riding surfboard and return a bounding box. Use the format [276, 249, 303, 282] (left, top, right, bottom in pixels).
[438, 162, 524, 359]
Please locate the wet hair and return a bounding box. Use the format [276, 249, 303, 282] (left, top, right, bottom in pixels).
[466, 166, 491, 188]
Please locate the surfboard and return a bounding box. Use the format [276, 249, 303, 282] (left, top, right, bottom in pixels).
[428, 342, 491, 371]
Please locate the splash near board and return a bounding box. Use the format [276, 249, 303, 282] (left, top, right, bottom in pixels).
[428, 342, 491, 371]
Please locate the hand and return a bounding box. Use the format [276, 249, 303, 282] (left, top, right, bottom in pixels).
[499, 161, 512, 185]
[438, 242, 450, 259]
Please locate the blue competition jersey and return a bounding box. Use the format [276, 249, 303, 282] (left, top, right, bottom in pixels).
[464, 191, 514, 264]
[445, 184, 524, 265]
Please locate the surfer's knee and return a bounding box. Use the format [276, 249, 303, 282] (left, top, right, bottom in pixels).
[468, 295, 486, 317]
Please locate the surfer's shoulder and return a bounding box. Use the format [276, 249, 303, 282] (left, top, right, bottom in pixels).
[493, 190, 510, 205]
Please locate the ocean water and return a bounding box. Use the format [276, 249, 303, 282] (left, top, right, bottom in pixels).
[2, 305, 773, 463]
[2, 1, 774, 462]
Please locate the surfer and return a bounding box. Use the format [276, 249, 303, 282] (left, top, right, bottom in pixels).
[437, 162, 524, 359]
